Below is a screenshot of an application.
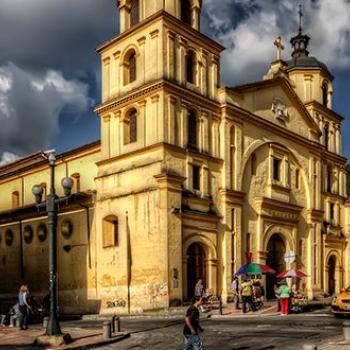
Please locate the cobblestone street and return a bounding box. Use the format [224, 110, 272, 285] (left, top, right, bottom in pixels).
[92, 312, 348, 350]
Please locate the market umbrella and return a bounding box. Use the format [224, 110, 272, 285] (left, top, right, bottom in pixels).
[235, 262, 275, 276]
[277, 269, 307, 279]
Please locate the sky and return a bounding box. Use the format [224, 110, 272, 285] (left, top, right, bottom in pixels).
[0, 0, 349, 165]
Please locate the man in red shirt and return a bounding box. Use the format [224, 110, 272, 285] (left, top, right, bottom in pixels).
[183, 297, 204, 350]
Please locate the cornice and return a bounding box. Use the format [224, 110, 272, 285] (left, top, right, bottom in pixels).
[97, 10, 224, 54]
[94, 79, 221, 115]
[305, 100, 344, 122]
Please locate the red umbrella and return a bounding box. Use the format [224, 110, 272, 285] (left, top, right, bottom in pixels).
[277, 269, 307, 279]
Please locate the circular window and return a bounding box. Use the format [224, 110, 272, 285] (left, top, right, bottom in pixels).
[5, 229, 14, 246]
[23, 226, 34, 244]
[61, 220, 73, 239]
[37, 224, 47, 243]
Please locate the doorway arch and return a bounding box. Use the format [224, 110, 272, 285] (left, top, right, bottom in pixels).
[186, 243, 206, 299]
[328, 255, 336, 296]
[266, 234, 286, 299]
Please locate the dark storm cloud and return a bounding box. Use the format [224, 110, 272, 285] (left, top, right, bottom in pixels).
[0, 63, 91, 157]
[0, 0, 117, 162]
[0, 0, 118, 76]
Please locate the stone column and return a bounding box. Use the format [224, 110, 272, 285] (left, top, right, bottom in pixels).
[180, 102, 188, 148]
[166, 31, 176, 80]
[167, 96, 177, 145]
[138, 100, 147, 147]
[137, 36, 146, 84]
[102, 57, 111, 102]
[102, 115, 111, 159]
[151, 94, 160, 144]
[177, 36, 187, 85]
[112, 51, 121, 97]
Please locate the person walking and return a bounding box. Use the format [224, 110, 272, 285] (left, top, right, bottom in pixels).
[278, 280, 291, 316]
[231, 276, 240, 309]
[194, 280, 205, 298]
[240, 278, 256, 313]
[183, 296, 204, 350]
[18, 285, 32, 330]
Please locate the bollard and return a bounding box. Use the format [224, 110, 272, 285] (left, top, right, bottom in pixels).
[43, 317, 49, 329]
[9, 316, 16, 328]
[302, 345, 317, 350]
[114, 316, 121, 333]
[103, 321, 112, 340]
[343, 321, 350, 342]
[111, 316, 115, 333]
[0, 315, 6, 325]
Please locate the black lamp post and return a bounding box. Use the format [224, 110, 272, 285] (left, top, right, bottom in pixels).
[32, 150, 73, 337]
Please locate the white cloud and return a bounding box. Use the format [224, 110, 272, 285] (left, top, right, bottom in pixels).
[0, 152, 20, 166]
[0, 63, 92, 156]
[202, 0, 350, 85]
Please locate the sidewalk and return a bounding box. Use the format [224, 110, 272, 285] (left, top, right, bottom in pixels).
[0, 324, 129, 349]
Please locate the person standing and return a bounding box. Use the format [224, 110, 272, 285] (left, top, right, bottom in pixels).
[183, 297, 204, 350]
[240, 278, 256, 313]
[194, 280, 205, 298]
[274, 284, 281, 312]
[278, 280, 291, 316]
[18, 285, 32, 330]
[231, 276, 240, 309]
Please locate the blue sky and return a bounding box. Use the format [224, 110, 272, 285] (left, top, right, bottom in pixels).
[0, 0, 349, 165]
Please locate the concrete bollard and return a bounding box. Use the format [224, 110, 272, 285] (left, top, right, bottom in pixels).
[9, 316, 17, 328]
[114, 316, 120, 333]
[343, 321, 350, 342]
[302, 345, 318, 350]
[43, 317, 49, 329]
[0, 315, 6, 325]
[103, 321, 112, 340]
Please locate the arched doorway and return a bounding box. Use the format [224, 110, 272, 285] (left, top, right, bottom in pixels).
[328, 255, 336, 296]
[266, 234, 286, 299]
[187, 243, 206, 299]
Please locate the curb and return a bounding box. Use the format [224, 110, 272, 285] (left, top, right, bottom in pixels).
[56, 333, 130, 350]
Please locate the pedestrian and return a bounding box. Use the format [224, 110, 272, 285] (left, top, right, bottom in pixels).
[278, 280, 291, 316]
[194, 280, 205, 298]
[183, 296, 204, 350]
[18, 284, 32, 330]
[231, 276, 240, 309]
[274, 284, 281, 312]
[240, 277, 256, 313]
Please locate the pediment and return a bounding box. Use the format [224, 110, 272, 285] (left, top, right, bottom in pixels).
[230, 78, 321, 140]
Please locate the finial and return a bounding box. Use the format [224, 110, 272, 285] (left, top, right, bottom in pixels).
[274, 36, 285, 61]
[298, 4, 303, 34]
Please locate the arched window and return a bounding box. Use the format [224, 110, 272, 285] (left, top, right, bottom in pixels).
[102, 215, 119, 248]
[295, 169, 300, 189]
[180, 0, 192, 25]
[324, 123, 329, 150]
[327, 164, 332, 193]
[123, 49, 137, 85]
[130, 0, 140, 27]
[186, 50, 196, 84]
[124, 108, 138, 144]
[251, 153, 257, 176]
[322, 82, 328, 107]
[187, 109, 197, 149]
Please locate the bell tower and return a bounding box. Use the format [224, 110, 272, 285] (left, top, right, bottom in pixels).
[118, 0, 202, 33]
[94, 0, 224, 312]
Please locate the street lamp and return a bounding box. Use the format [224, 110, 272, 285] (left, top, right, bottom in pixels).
[32, 150, 73, 338]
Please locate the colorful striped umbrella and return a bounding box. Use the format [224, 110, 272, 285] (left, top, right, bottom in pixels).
[235, 263, 275, 276]
[277, 269, 307, 279]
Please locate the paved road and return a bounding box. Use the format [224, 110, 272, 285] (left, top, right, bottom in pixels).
[83, 311, 348, 350]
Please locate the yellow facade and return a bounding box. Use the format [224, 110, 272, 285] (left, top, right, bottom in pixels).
[0, 1, 348, 314]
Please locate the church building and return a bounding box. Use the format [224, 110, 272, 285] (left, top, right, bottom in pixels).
[0, 0, 348, 314]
